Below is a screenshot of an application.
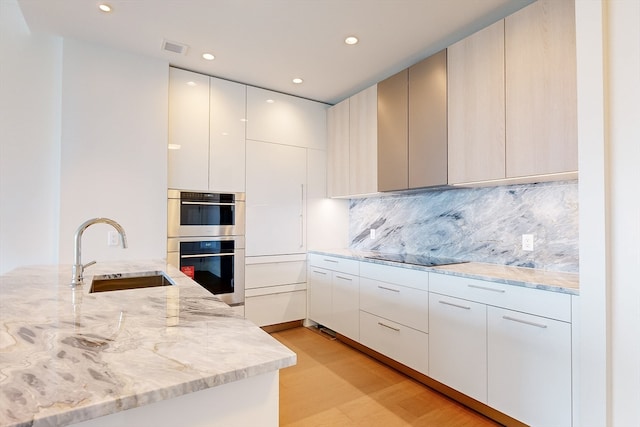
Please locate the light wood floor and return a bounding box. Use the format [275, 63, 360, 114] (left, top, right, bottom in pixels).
[272, 327, 502, 427]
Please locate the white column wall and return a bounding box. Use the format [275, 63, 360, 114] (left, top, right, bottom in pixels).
[57, 39, 168, 265]
[607, 0, 640, 425]
[0, 0, 62, 274]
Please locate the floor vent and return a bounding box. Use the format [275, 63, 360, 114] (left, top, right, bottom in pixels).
[162, 39, 188, 55]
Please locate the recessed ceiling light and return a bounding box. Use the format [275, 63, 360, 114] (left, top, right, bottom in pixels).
[98, 4, 112, 13]
[202, 53, 215, 61]
[168, 144, 181, 150]
[186, 81, 197, 87]
[292, 78, 303, 84]
[266, 99, 275, 104]
[345, 36, 359, 45]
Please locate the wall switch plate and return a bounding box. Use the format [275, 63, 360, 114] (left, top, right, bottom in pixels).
[522, 234, 534, 251]
[370, 229, 376, 239]
[108, 230, 120, 246]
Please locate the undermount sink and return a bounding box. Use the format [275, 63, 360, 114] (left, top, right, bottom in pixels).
[90, 271, 175, 293]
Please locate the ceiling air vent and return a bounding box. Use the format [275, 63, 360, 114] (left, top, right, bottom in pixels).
[162, 39, 188, 55]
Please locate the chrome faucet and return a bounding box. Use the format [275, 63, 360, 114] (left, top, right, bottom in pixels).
[71, 217, 128, 286]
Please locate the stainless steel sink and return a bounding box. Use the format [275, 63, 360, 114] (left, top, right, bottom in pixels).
[90, 271, 175, 293]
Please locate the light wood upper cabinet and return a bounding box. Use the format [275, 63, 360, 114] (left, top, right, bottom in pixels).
[327, 84, 378, 198]
[349, 85, 378, 195]
[378, 50, 448, 192]
[327, 98, 350, 197]
[448, 21, 506, 184]
[408, 49, 448, 189]
[377, 69, 409, 192]
[505, 0, 577, 178]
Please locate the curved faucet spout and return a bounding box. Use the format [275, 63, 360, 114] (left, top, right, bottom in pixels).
[71, 217, 128, 286]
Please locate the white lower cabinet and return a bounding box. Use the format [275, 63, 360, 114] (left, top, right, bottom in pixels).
[359, 310, 429, 374]
[359, 262, 429, 374]
[428, 294, 487, 403]
[487, 306, 572, 427]
[307, 254, 359, 341]
[429, 272, 574, 426]
[244, 255, 307, 327]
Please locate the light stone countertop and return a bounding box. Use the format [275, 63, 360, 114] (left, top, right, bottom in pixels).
[0, 260, 296, 427]
[309, 249, 579, 295]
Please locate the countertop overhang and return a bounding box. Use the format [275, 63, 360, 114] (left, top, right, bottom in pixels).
[0, 260, 296, 427]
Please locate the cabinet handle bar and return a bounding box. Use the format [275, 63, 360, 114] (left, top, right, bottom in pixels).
[468, 284, 506, 293]
[377, 322, 400, 332]
[378, 285, 400, 293]
[502, 315, 548, 329]
[312, 270, 327, 275]
[323, 259, 339, 263]
[335, 275, 352, 281]
[439, 300, 471, 310]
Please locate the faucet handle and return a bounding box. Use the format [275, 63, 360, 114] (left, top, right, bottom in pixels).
[83, 260, 97, 269]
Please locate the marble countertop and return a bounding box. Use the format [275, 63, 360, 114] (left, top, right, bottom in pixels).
[0, 260, 296, 427]
[310, 249, 579, 295]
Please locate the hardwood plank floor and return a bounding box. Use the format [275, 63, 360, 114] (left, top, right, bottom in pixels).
[271, 327, 502, 427]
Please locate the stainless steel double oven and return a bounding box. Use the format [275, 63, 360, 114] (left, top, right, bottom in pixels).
[167, 189, 245, 306]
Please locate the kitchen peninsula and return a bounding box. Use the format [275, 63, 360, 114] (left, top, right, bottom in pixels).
[0, 261, 296, 427]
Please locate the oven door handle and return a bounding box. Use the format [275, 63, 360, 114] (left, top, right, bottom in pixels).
[180, 253, 234, 259]
[181, 201, 235, 206]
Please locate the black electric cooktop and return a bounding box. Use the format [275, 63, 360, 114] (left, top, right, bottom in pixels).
[364, 253, 468, 268]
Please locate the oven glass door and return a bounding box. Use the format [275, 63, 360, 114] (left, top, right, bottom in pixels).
[179, 240, 235, 296]
[180, 193, 235, 227]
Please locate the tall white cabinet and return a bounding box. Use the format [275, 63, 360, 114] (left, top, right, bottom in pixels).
[244, 87, 332, 327]
[168, 67, 246, 192]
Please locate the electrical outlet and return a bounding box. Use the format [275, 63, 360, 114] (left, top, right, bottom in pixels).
[522, 234, 534, 251]
[370, 229, 376, 239]
[108, 231, 120, 246]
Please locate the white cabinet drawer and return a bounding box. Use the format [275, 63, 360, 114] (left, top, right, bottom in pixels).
[308, 253, 359, 275]
[429, 272, 571, 322]
[245, 289, 306, 327]
[359, 310, 428, 374]
[360, 277, 428, 332]
[360, 261, 429, 291]
[245, 260, 306, 289]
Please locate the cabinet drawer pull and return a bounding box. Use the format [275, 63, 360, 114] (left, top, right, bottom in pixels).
[335, 275, 352, 281]
[312, 270, 327, 275]
[468, 284, 506, 293]
[439, 300, 471, 310]
[378, 285, 400, 293]
[502, 315, 548, 329]
[377, 322, 400, 332]
[323, 258, 339, 263]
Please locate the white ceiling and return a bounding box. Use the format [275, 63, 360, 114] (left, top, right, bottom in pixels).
[17, 0, 532, 104]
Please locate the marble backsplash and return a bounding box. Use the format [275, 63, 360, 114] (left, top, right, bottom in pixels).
[349, 180, 579, 273]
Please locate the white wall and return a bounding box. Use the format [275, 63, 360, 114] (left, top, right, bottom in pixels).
[1, 1, 169, 274]
[58, 38, 168, 264]
[577, 0, 640, 425]
[607, 0, 640, 424]
[0, 0, 62, 274]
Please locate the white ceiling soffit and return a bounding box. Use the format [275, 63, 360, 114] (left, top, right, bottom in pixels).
[17, 0, 533, 104]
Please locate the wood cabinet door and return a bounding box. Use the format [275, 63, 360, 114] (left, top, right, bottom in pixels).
[429, 293, 487, 403]
[349, 85, 378, 195]
[327, 98, 350, 197]
[448, 21, 506, 184]
[408, 49, 448, 188]
[168, 67, 210, 190]
[209, 77, 246, 192]
[505, 0, 577, 178]
[377, 69, 408, 192]
[487, 306, 572, 426]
